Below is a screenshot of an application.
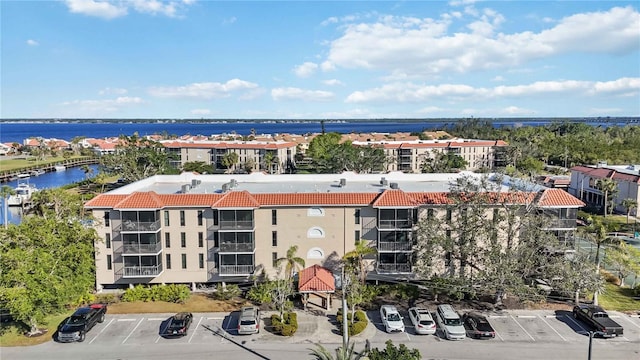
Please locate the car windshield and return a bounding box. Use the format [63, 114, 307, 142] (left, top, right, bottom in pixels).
[476, 321, 493, 331]
[445, 318, 462, 326]
[240, 319, 256, 325]
[387, 313, 401, 322]
[419, 320, 434, 326]
[169, 319, 186, 329]
[68, 315, 85, 324]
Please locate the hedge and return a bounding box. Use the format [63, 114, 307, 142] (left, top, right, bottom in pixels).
[270, 312, 298, 336]
[121, 284, 191, 303]
[336, 309, 368, 336]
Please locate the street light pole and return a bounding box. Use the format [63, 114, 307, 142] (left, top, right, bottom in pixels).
[587, 331, 594, 360]
[341, 267, 349, 350]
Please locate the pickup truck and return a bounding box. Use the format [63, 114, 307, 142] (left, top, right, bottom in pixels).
[573, 304, 623, 338]
[57, 304, 107, 342]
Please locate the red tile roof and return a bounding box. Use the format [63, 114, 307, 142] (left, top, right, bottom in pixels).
[253, 193, 375, 206]
[571, 166, 640, 184]
[298, 265, 335, 293]
[372, 189, 420, 207]
[538, 189, 586, 207]
[213, 191, 260, 208]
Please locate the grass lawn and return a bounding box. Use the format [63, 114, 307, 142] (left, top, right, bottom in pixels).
[0, 156, 90, 172]
[598, 283, 640, 313]
[0, 295, 250, 347]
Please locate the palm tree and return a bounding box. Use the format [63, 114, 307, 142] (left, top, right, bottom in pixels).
[309, 342, 369, 360]
[1, 185, 16, 229]
[221, 152, 239, 174]
[595, 177, 617, 217]
[343, 240, 377, 284]
[276, 245, 305, 279]
[583, 219, 621, 305]
[263, 151, 278, 174]
[621, 198, 638, 224]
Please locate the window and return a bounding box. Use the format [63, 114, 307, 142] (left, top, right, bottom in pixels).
[198, 232, 204, 247]
[180, 211, 185, 226]
[213, 211, 218, 226]
[272, 252, 278, 267]
[272, 209, 277, 225]
[197, 210, 203, 226]
[165, 233, 171, 248]
[446, 209, 452, 222]
[271, 231, 278, 246]
[164, 211, 170, 226]
[307, 227, 325, 238]
[445, 252, 452, 267]
[355, 209, 360, 224]
[355, 230, 360, 242]
[446, 229, 451, 240]
[181, 254, 187, 269]
[308, 207, 325, 216]
[307, 247, 324, 259]
[199, 253, 204, 269]
[180, 232, 187, 248]
[104, 212, 110, 226]
[166, 254, 172, 269]
[106, 255, 112, 270]
[214, 232, 219, 248]
[427, 208, 434, 219]
[105, 233, 111, 249]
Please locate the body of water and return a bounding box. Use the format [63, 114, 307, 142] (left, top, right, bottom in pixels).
[1, 119, 637, 143]
[0, 165, 98, 225]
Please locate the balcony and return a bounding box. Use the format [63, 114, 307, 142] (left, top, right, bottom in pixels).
[117, 220, 161, 232]
[122, 242, 162, 254]
[122, 264, 163, 278]
[219, 220, 254, 230]
[378, 241, 412, 252]
[378, 219, 412, 229]
[219, 241, 255, 252]
[377, 263, 412, 274]
[219, 264, 254, 276]
[543, 219, 578, 230]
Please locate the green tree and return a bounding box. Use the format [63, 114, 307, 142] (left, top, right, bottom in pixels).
[595, 178, 618, 217]
[275, 245, 305, 279]
[1, 185, 16, 229]
[368, 340, 421, 360]
[221, 152, 239, 174]
[581, 219, 620, 305]
[29, 188, 84, 220]
[309, 341, 370, 360]
[421, 150, 467, 173]
[100, 133, 176, 182]
[343, 240, 376, 284]
[182, 161, 214, 174]
[621, 198, 638, 224]
[605, 242, 640, 287]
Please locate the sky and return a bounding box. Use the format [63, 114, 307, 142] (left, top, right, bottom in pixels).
[1, 0, 639, 119]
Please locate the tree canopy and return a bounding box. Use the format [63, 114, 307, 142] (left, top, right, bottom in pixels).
[100, 133, 177, 182]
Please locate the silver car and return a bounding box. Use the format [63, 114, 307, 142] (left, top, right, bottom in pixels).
[408, 307, 436, 335]
[237, 306, 260, 335]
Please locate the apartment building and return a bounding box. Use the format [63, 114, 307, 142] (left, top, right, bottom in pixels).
[85, 172, 583, 290]
[569, 163, 640, 215]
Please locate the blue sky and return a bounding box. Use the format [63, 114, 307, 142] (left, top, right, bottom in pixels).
[1, 0, 639, 119]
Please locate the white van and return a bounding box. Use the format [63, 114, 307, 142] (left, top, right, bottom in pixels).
[435, 304, 466, 340]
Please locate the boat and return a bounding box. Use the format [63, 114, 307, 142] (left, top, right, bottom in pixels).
[17, 173, 31, 180]
[54, 165, 66, 171]
[7, 180, 38, 207]
[30, 169, 46, 176]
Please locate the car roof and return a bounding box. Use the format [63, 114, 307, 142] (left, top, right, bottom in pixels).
[241, 307, 258, 316]
[381, 305, 399, 312]
[410, 308, 433, 319]
[173, 312, 191, 320]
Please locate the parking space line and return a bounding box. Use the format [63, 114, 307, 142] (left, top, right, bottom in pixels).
[510, 315, 535, 342]
[617, 315, 640, 329]
[188, 317, 203, 343]
[117, 318, 137, 322]
[494, 328, 504, 341]
[517, 315, 536, 318]
[207, 317, 224, 320]
[147, 318, 165, 321]
[155, 335, 162, 343]
[89, 318, 114, 344]
[122, 318, 144, 344]
[538, 315, 567, 342]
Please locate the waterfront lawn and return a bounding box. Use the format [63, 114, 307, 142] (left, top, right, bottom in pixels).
[599, 283, 640, 313]
[0, 156, 88, 172]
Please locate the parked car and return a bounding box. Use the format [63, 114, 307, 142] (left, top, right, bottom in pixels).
[380, 305, 405, 333]
[57, 304, 107, 342]
[435, 304, 465, 340]
[237, 306, 260, 335]
[163, 312, 193, 337]
[462, 312, 496, 339]
[408, 307, 436, 335]
[573, 304, 623, 338]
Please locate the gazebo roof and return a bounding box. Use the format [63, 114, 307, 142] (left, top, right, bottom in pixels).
[298, 265, 335, 293]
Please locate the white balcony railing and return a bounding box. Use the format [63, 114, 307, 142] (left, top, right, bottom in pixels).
[122, 264, 163, 277]
[219, 264, 254, 276]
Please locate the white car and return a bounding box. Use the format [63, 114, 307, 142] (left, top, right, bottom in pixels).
[380, 305, 405, 333]
[408, 307, 436, 335]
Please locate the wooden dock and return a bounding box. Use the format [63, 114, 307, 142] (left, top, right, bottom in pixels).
[0, 158, 99, 183]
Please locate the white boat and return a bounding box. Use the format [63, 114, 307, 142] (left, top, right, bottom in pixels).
[7, 180, 38, 207]
[17, 173, 31, 180]
[30, 169, 46, 176]
[54, 165, 66, 171]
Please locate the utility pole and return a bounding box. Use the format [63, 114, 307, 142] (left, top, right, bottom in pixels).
[587, 331, 594, 360]
[341, 267, 349, 350]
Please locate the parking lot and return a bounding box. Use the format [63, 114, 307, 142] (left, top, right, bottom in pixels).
[48, 308, 640, 348]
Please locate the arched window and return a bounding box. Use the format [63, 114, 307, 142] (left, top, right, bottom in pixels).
[308, 207, 325, 216]
[307, 227, 325, 238]
[307, 247, 324, 259]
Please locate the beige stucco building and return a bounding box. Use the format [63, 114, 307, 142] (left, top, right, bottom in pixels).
[85, 172, 583, 290]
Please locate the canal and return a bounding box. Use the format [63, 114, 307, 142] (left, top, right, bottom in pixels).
[0, 165, 99, 225]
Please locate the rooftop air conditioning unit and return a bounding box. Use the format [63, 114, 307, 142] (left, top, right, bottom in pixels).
[222, 183, 229, 192]
[230, 179, 238, 188]
[339, 178, 346, 187]
[191, 179, 201, 187]
[181, 184, 191, 193]
[390, 182, 399, 189]
[380, 177, 388, 186]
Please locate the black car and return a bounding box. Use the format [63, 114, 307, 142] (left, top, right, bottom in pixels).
[163, 312, 193, 337]
[462, 312, 496, 339]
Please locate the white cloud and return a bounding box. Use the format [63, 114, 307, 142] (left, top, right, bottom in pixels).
[222, 16, 237, 25]
[99, 87, 128, 95]
[26, 39, 39, 46]
[417, 106, 446, 114]
[491, 75, 505, 82]
[149, 79, 259, 99]
[59, 96, 144, 115]
[271, 87, 334, 102]
[322, 79, 344, 86]
[64, 0, 195, 19]
[322, 7, 640, 77]
[191, 109, 212, 115]
[345, 77, 640, 103]
[500, 106, 536, 115]
[293, 62, 319, 78]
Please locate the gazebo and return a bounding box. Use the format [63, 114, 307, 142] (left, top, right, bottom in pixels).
[298, 265, 336, 311]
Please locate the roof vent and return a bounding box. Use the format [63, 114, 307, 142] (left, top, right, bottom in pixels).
[222, 183, 230, 192]
[191, 179, 201, 187]
[181, 184, 191, 193]
[597, 161, 608, 168]
[380, 177, 388, 186]
[339, 178, 346, 187]
[390, 182, 399, 189]
[230, 179, 238, 188]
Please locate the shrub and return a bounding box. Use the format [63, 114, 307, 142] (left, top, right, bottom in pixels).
[354, 310, 367, 322]
[247, 282, 274, 305]
[270, 312, 298, 336]
[122, 285, 151, 302]
[349, 320, 368, 336]
[121, 284, 190, 303]
[211, 284, 241, 300]
[95, 293, 120, 304]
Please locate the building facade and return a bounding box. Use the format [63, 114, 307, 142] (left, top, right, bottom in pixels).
[85, 172, 583, 290]
[569, 164, 640, 216]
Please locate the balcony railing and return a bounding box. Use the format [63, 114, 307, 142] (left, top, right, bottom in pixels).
[378, 241, 413, 252]
[219, 220, 254, 230]
[377, 263, 412, 274]
[219, 242, 255, 252]
[378, 219, 412, 229]
[122, 242, 162, 254]
[219, 264, 254, 276]
[122, 264, 163, 278]
[543, 219, 577, 229]
[116, 220, 161, 232]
